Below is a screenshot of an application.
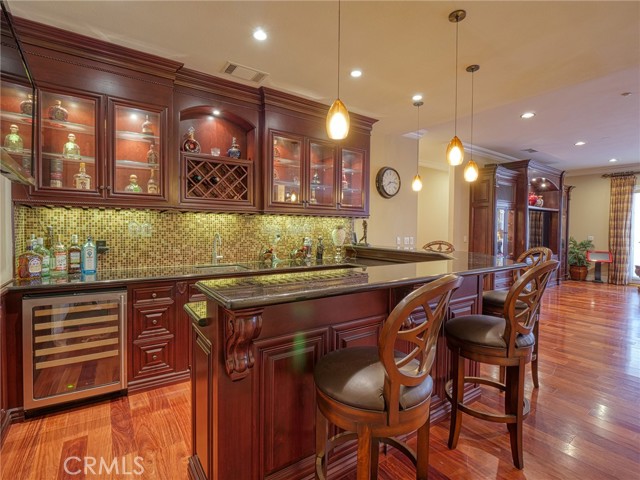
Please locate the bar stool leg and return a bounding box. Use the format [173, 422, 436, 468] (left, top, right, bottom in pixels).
[370, 437, 379, 480]
[504, 362, 525, 469]
[448, 348, 465, 449]
[315, 406, 328, 479]
[532, 319, 540, 388]
[356, 423, 372, 480]
[416, 412, 430, 480]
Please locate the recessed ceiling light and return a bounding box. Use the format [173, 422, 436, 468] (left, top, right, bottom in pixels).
[350, 69, 362, 78]
[253, 28, 267, 41]
[609, 158, 618, 162]
[212, 109, 221, 116]
[574, 141, 586, 146]
[412, 94, 423, 102]
[520, 112, 535, 119]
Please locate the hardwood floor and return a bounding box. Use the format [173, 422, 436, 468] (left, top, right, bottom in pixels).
[1, 281, 638, 479]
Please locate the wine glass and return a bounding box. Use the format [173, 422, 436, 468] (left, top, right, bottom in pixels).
[331, 225, 346, 262]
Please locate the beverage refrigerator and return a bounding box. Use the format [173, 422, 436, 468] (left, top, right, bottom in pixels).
[22, 290, 127, 411]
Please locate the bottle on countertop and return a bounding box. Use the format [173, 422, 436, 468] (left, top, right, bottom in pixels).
[81, 236, 97, 274]
[35, 237, 51, 277]
[68, 234, 82, 274]
[17, 239, 43, 280]
[316, 237, 324, 262]
[44, 226, 54, 251]
[52, 234, 68, 277]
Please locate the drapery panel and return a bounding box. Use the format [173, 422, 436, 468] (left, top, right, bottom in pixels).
[608, 175, 636, 285]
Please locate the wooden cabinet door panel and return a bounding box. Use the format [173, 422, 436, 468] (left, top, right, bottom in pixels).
[192, 327, 212, 480]
[332, 315, 385, 349]
[130, 337, 175, 381]
[133, 304, 173, 339]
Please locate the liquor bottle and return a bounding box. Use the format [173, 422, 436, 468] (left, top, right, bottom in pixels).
[20, 94, 34, 116]
[17, 240, 43, 280]
[74, 162, 91, 190]
[44, 226, 54, 251]
[146, 143, 159, 165]
[182, 126, 201, 153]
[147, 168, 158, 194]
[68, 234, 82, 274]
[52, 235, 68, 277]
[62, 133, 80, 159]
[227, 137, 241, 158]
[35, 237, 51, 277]
[316, 237, 324, 262]
[48, 99, 69, 121]
[4, 124, 23, 152]
[124, 174, 143, 193]
[81, 236, 97, 274]
[141, 114, 154, 135]
[50, 157, 64, 188]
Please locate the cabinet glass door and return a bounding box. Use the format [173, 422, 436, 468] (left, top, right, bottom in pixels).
[340, 148, 365, 209]
[272, 133, 302, 204]
[309, 140, 335, 207]
[39, 90, 98, 192]
[113, 104, 162, 196]
[1, 82, 35, 177]
[496, 206, 515, 259]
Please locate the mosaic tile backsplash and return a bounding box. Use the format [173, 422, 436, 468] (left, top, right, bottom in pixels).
[13, 206, 355, 272]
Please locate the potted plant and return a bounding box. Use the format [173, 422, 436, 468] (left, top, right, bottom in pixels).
[568, 237, 595, 281]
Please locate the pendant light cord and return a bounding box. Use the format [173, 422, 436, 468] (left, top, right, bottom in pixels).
[454, 20, 459, 135]
[337, 0, 341, 99]
[470, 68, 474, 159]
[417, 103, 420, 167]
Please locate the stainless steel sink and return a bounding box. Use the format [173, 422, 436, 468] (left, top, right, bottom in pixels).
[194, 263, 250, 273]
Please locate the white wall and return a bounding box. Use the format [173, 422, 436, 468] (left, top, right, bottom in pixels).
[0, 176, 13, 285]
[417, 166, 449, 248]
[565, 173, 611, 251]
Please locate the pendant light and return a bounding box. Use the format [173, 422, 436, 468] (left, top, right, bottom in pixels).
[447, 9, 466, 166]
[464, 64, 480, 182]
[412, 100, 424, 192]
[326, 0, 350, 140]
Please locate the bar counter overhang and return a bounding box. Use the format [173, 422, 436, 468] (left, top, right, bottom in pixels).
[186, 250, 520, 480]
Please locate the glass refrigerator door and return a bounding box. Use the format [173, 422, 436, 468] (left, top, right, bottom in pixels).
[23, 290, 126, 410]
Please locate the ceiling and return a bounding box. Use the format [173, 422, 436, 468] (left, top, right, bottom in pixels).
[8, 0, 640, 174]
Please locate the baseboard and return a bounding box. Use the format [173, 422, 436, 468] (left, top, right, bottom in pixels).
[127, 370, 191, 393]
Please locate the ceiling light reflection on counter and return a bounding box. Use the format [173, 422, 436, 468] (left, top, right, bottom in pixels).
[520, 112, 535, 119]
[574, 141, 586, 146]
[609, 158, 618, 162]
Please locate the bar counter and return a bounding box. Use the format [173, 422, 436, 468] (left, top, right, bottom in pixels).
[187, 250, 518, 480]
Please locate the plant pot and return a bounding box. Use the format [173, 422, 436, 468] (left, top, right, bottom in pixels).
[569, 265, 588, 281]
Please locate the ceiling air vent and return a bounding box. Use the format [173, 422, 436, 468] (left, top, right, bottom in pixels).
[222, 61, 269, 84]
[521, 148, 538, 153]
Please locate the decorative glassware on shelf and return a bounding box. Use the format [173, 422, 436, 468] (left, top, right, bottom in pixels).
[47, 99, 68, 121]
[309, 189, 317, 204]
[331, 225, 347, 261]
[227, 137, 241, 158]
[312, 171, 320, 185]
[73, 162, 91, 190]
[62, 133, 80, 159]
[141, 114, 154, 135]
[124, 174, 143, 193]
[182, 126, 201, 153]
[535, 195, 544, 207]
[147, 169, 158, 194]
[4, 124, 23, 152]
[20, 94, 34, 116]
[528, 191, 538, 206]
[146, 143, 159, 165]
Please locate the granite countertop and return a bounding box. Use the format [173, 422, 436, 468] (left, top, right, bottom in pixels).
[196, 251, 519, 310]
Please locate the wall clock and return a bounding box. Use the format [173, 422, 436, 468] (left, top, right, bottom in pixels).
[375, 167, 401, 198]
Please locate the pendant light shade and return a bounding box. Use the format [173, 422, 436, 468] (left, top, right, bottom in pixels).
[326, 98, 350, 140]
[447, 10, 466, 166]
[412, 100, 424, 192]
[464, 64, 480, 183]
[326, 0, 350, 140]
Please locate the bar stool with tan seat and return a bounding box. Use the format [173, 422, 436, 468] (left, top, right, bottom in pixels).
[445, 260, 558, 469]
[482, 246, 552, 388]
[422, 240, 455, 254]
[314, 274, 463, 480]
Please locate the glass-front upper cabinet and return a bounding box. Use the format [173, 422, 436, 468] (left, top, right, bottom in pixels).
[1, 82, 35, 179]
[272, 133, 303, 205]
[339, 148, 365, 210]
[38, 89, 99, 193]
[308, 140, 336, 208]
[111, 101, 164, 197]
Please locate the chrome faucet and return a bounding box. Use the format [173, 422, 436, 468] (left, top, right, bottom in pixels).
[212, 233, 223, 264]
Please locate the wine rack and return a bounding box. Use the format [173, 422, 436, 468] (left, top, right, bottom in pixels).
[184, 154, 253, 204]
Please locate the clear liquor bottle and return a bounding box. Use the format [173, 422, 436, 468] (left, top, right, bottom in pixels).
[35, 237, 51, 277]
[68, 234, 82, 274]
[81, 236, 97, 274]
[74, 162, 91, 190]
[52, 235, 68, 277]
[147, 168, 158, 194]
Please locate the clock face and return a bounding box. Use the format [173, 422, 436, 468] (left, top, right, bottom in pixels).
[376, 167, 401, 198]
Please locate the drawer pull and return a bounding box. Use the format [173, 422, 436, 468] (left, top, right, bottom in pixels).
[152, 319, 158, 325]
[151, 293, 157, 299]
[152, 354, 158, 361]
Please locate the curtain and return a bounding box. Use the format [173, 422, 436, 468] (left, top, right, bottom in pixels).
[529, 210, 543, 247]
[608, 175, 637, 284]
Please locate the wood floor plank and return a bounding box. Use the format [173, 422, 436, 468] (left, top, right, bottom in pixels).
[1, 282, 638, 479]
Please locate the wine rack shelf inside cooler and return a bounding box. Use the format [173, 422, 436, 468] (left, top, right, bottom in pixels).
[22, 290, 127, 410]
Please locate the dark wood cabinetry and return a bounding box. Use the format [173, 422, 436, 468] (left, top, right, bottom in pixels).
[470, 160, 567, 288]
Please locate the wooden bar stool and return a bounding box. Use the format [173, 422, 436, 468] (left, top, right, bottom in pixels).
[422, 240, 455, 254]
[314, 274, 463, 480]
[445, 260, 558, 469]
[482, 247, 552, 387]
